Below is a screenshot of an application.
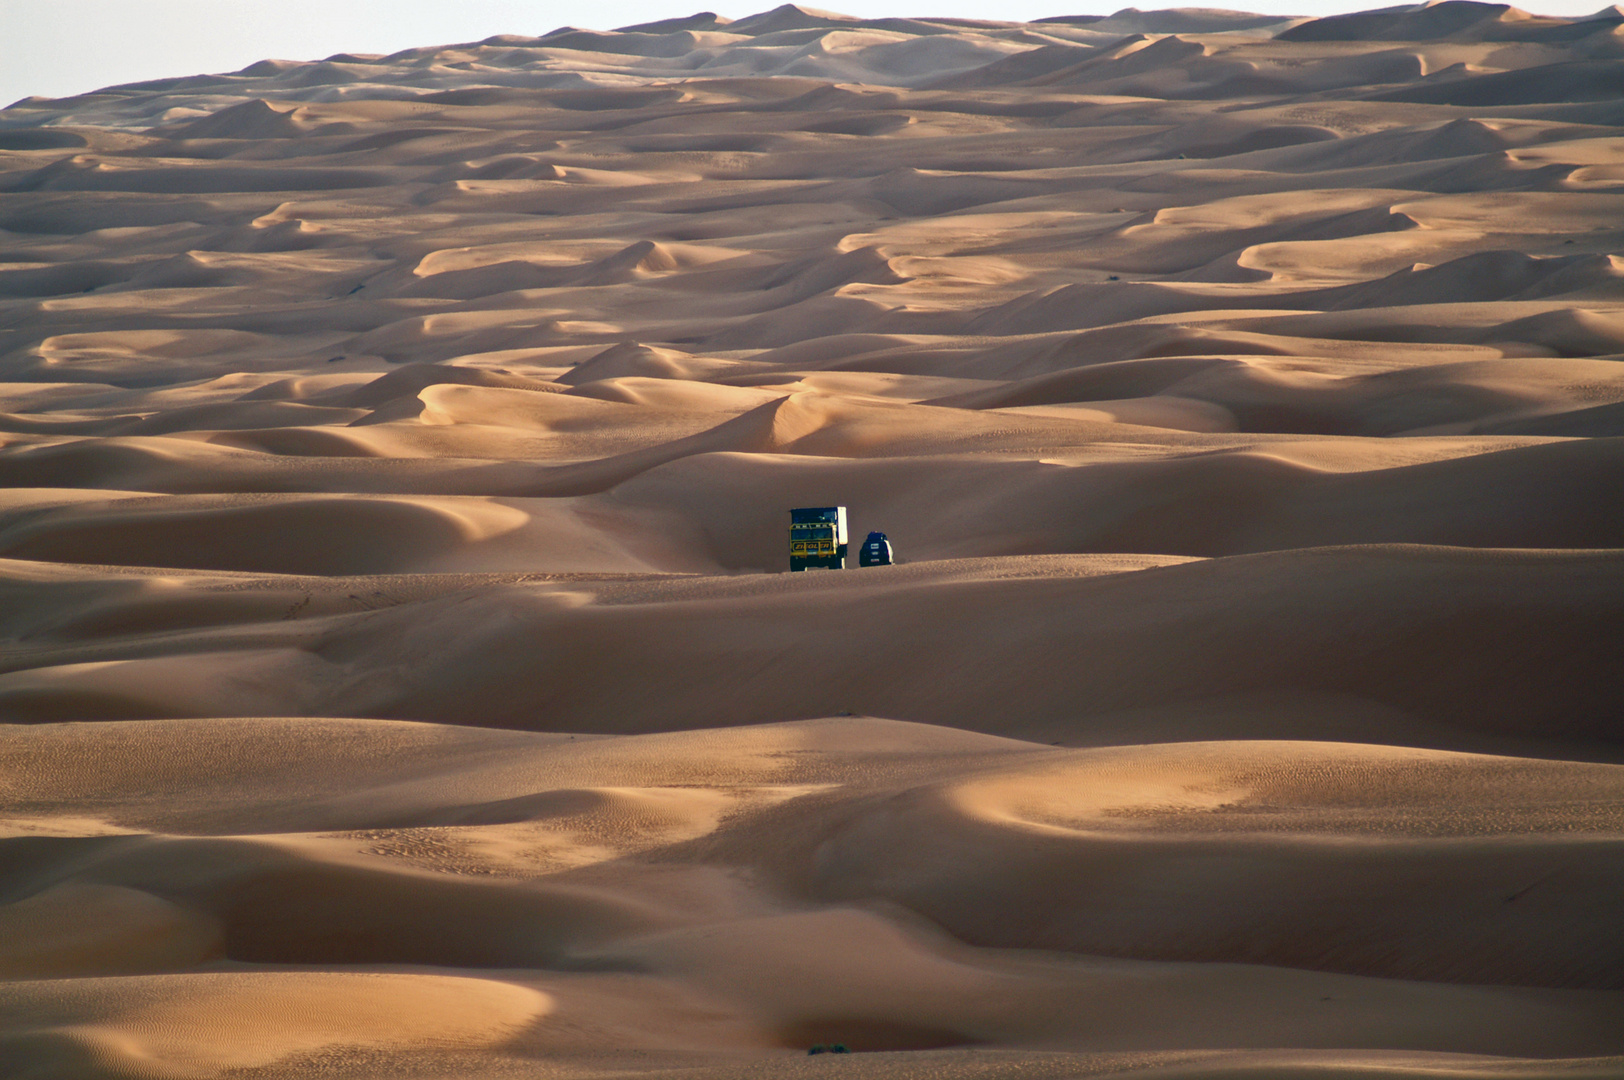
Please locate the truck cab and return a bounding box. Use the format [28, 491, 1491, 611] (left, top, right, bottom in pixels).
[789, 506, 847, 571]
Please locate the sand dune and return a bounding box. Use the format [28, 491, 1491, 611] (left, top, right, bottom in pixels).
[3, 716, 1622, 1073]
[0, 971, 550, 1074]
[1, 4, 1622, 1078]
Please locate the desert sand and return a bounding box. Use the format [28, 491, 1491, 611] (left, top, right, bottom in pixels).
[1, 2, 1622, 1077]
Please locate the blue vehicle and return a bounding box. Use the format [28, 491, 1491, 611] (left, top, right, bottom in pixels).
[858, 531, 893, 567]
[789, 506, 847, 571]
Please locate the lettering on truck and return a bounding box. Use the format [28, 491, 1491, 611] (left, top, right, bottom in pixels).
[788, 506, 848, 571]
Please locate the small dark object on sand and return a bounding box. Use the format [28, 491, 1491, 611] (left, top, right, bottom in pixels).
[808, 1044, 851, 1054]
[858, 531, 893, 567]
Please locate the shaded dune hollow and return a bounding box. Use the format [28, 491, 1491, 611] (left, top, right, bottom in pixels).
[1, 3, 1623, 1078]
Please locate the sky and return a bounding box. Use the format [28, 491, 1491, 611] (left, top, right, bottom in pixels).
[4, 0, 1615, 111]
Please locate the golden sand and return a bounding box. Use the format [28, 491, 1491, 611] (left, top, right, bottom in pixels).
[1, 4, 1622, 1076]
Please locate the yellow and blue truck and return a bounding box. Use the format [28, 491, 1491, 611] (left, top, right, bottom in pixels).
[789, 506, 848, 571]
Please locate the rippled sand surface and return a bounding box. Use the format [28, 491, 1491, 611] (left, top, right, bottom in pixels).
[2, 3, 1622, 1077]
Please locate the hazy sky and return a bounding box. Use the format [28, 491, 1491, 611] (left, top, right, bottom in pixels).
[4, 0, 1615, 111]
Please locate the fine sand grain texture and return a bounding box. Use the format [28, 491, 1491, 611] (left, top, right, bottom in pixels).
[1, 4, 1622, 1078]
